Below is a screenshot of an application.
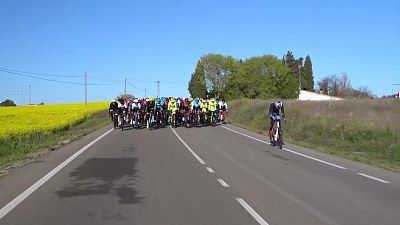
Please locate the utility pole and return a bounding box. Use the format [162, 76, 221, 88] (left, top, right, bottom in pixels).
[157, 81, 160, 98]
[145, 88, 147, 98]
[29, 84, 31, 105]
[84, 72, 87, 106]
[124, 78, 127, 95]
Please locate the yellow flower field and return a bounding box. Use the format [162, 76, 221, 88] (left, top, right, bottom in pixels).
[0, 102, 109, 139]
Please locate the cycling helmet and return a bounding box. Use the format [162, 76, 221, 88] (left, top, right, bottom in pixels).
[275, 101, 283, 109]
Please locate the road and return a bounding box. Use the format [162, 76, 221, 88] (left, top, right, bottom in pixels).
[1, 124, 400, 225]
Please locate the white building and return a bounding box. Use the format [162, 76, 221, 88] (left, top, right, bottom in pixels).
[298, 90, 343, 101]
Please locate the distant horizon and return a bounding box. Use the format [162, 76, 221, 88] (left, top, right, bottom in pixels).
[1, 0, 399, 104]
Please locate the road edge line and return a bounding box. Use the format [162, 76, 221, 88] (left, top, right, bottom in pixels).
[0, 128, 114, 220]
[221, 125, 347, 170]
[357, 173, 390, 184]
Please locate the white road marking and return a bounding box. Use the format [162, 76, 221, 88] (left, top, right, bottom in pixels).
[0, 128, 114, 220]
[170, 127, 206, 165]
[282, 148, 347, 170]
[235, 198, 270, 225]
[206, 167, 215, 173]
[217, 179, 230, 187]
[357, 173, 390, 184]
[222, 125, 347, 170]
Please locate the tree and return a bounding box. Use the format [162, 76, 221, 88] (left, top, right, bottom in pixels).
[117, 94, 134, 99]
[200, 54, 238, 99]
[1, 99, 16, 106]
[338, 72, 352, 97]
[283, 51, 304, 89]
[188, 60, 207, 98]
[317, 75, 339, 95]
[303, 55, 314, 90]
[317, 74, 374, 98]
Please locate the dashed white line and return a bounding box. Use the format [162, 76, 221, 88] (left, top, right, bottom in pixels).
[221, 125, 347, 170]
[235, 198, 270, 225]
[357, 173, 390, 184]
[0, 128, 114, 220]
[217, 179, 230, 187]
[206, 167, 215, 173]
[170, 127, 206, 165]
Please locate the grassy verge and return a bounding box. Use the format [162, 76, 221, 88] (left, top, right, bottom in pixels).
[0, 110, 111, 176]
[228, 99, 400, 172]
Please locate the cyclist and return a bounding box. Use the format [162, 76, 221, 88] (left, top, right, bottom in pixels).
[155, 98, 164, 127]
[109, 99, 118, 121]
[146, 98, 155, 128]
[191, 98, 201, 126]
[218, 99, 228, 124]
[208, 98, 217, 125]
[201, 98, 208, 125]
[182, 98, 191, 127]
[168, 97, 178, 126]
[268, 101, 285, 143]
[131, 98, 141, 127]
[116, 98, 125, 127]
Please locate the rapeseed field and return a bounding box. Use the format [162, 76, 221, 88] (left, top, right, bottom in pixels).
[0, 102, 108, 139]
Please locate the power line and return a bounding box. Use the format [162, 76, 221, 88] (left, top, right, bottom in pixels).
[0, 67, 81, 77]
[0, 69, 83, 85]
[127, 82, 145, 91]
[0, 69, 115, 86]
[125, 77, 187, 84]
[86, 76, 124, 83]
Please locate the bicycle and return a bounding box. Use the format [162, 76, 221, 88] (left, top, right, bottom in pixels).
[112, 111, 119, 129]
[209, 110, 217, 126]
[121, 108, 128, 131]
[184, 110, 191, 128]
[169, 110, 177, 127]
[269, 115, 285, 149]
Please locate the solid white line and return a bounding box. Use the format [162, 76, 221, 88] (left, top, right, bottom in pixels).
[206, 167, 215, 173]
[0, 128, 114, 220]
[222, 126, 269, 144]
[282, 148, 347, 170]
[170, 127, 206, 165]
[217, 179, 230, 187]
[221, 125, 347, 170]
[235, 198, 270, 225]
[357, 173, 390, 184]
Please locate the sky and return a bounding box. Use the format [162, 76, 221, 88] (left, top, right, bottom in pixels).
[0, 0, 399, 104]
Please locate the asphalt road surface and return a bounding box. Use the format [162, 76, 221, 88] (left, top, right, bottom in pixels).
[1, 124, 399, 225]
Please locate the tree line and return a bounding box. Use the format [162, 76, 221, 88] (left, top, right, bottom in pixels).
[317, 73, 374, 99]
[188, 51, 373, 100]
[188, 51, 314, 100]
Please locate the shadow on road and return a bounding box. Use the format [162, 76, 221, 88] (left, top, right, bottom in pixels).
[55, 157, 145, 205]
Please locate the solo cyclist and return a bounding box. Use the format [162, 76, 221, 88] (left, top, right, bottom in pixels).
[268, 101, 285, 144]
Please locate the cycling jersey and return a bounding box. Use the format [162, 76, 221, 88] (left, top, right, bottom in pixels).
[155, 99, 163, 111]
[168, 100, 177, 111]
[109, 102, 118, 111]
[269, 101, 284, 116]
[208, 99, 217, 112]
[201, 101, 208, 113]
[193, 99, 201, 110]
[131, 102, 141, 111]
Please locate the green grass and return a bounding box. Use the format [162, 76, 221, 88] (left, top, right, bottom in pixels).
[0, 110, 110, 176]
[228, 98, 400, 172]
